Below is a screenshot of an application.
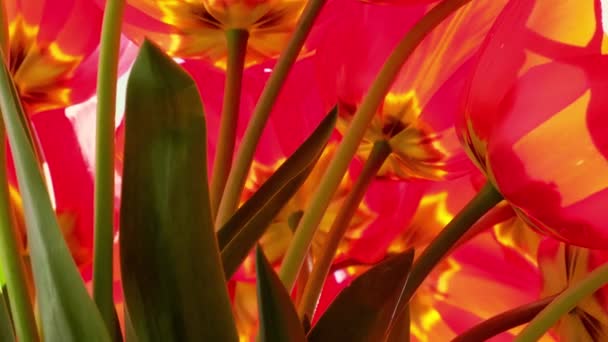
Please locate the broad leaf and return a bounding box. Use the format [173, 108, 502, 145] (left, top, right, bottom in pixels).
[256, 247, 306, 342]
[0, 288, 14, 342]
[120, 40, 237, 341]
[0, 50, 109, 341]
[218, 109, 337, 278]
[308, 250, 415, 342]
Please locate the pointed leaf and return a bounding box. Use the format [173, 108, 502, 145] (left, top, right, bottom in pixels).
[0, 289, 15, 342]
[120, 40, 237, 341]
[0, 50, 109, 341]
[256, 247, 306, 342]
[308, 249, 415, 342]
[218, 109, 337, 278]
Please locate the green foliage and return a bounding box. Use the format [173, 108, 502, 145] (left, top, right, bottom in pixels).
[308, 250, 415, 341]
[120, 40, 237, 342]
[0, 288, 15, 342]
[0, 49, 109, 342]
[256, 247, 307, 342]
[218, 109, 337, 279]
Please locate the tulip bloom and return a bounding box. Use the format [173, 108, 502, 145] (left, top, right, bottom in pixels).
[488, 209, 608, 340]
[5, 0, 104, 114]
[538, 240, 608, 339]
[459, 0, 608, 248]
[314, 0, 507, 181]
[121, 0, 307, 66]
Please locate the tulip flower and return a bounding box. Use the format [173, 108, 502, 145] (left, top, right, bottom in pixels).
[314, 0, 507, 182]
[360, 0, 441, 5]
[5, 0, 105, 114]
[490, 210, 608, 340]
[121, 0, 308, 66]
[229, 142, 377, 339]
[459, 0, 608, 248]
[538, 239, 608, 340]
[312, 176, 542, 341]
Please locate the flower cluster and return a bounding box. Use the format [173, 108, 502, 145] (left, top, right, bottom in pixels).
[0, 0, 607, 341]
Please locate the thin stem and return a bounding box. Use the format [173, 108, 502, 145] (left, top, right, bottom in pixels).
[93, 0, 125, 336]
[452, 295, 556, 342]
[0, 127, 39, 342]
[386, 182, 503, 337]
[298, 140, 391, 318]
[278, 0, 475, 290]
[215, 0, 328, 228]
[209, 29, 249, 220]
[515, 263, 608, 342]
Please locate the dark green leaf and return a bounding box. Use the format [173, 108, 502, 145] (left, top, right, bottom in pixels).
[124, 308, 139, 342]
[308, 249, 415, 342]
[120, 40, 237, 342]
[218, 109, 337, 278]
[0, 288, 15, 342]
[256, 247, 306, 342]
[0, 47, 110, 341]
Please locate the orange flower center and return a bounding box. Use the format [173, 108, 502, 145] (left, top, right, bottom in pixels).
[8, 16, 82, 113]
[540, 244, 608, 340]
[129, 0, 307, 66]
[338, 91, 448, 181]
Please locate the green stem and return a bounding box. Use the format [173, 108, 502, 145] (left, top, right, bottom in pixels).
[298, 140, 391, 318]
[452, 295, 556, 342]
[0, 127, 39, 342]
[386, 182, 503, 337]
[93, 0, 125, 336]
[278, 0, 475, 290]
[515, 263, 608, 342]
[215, 0, 328, 228]
[209, 29, 249, 220]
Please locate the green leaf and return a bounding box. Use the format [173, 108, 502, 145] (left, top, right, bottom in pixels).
[120, 40, 238, 342]
[308, 249, 415, 342]
[0, 288, 15, 342]
[256, 247, 306, 342]
[218, 109, 337, 279]
[0, 47, 109, 341]
[124, 308, 139, 342]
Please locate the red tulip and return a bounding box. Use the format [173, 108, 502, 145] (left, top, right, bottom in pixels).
[360, 0, 440, 5]
[5, 0, 107, 114]
[491, 209, 608, 339]
[120, 0, 308, 66]
[313, 0, 507, 181]
[459, 0, 608, 248]
[538, 239, 608, 339]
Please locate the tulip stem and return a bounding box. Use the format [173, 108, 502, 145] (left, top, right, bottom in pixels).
[215, 0, 328, 228]
[209, 29, 249, 220]
[385, 182, 502, 337]
[0, 127, 39, 342]
[278, 0, 475, 291]
[298, 140, 391, 318]
[93, 0, 125, 337]
[452, 295, 556, 342]
[515, 263, 608, 342]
